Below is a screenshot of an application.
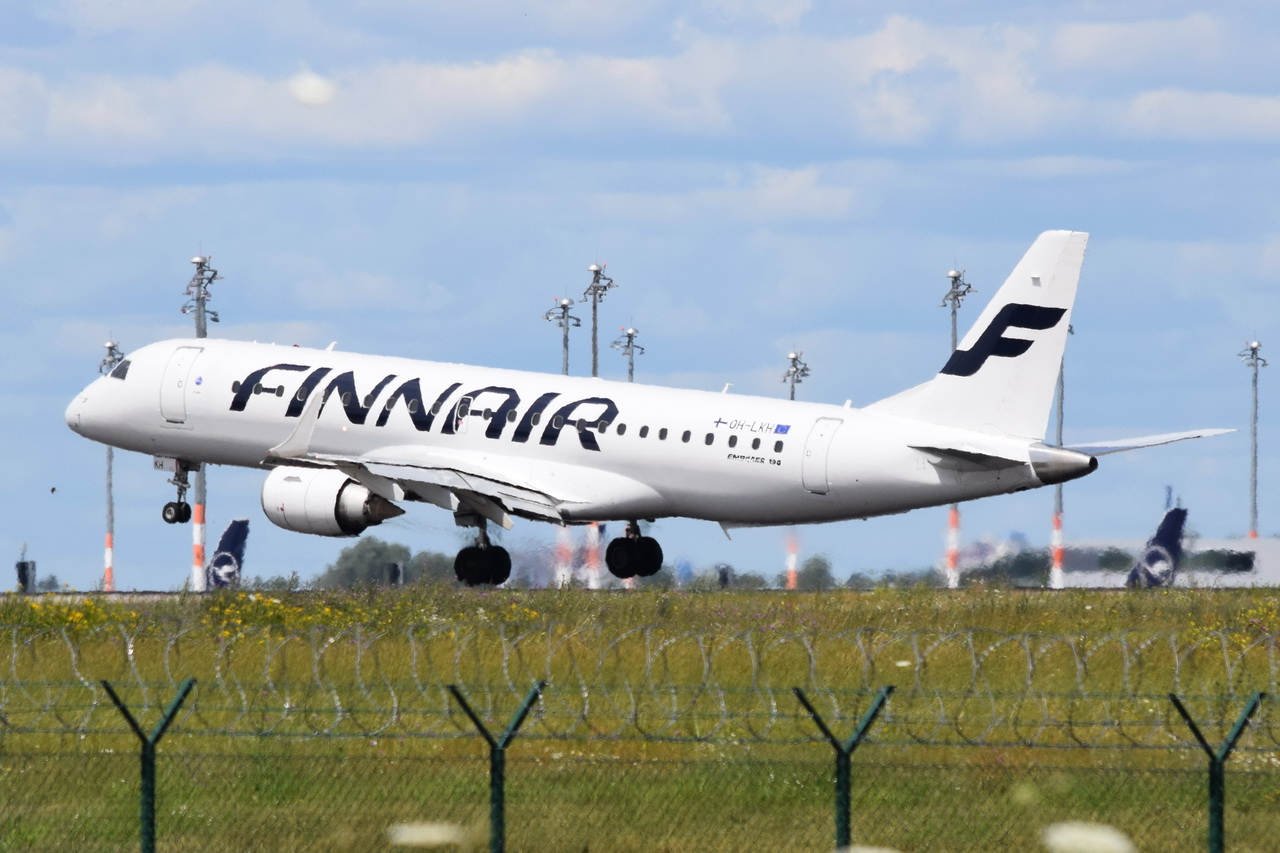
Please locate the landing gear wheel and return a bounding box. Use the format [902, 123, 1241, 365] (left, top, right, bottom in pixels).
[177, 502, 192, 524]
[162, 502, 180, 524]
[454, 545, 512, 586]
[488, 547, 512, 586]
[635, 537, 663, 577]
[455, 546, 487, 585]
[605, 538, 639, 579]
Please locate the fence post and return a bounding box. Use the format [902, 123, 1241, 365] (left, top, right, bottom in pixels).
[448, 681, 545, 853]
[100, 678, 196, 853]
[1169, 691, 1265, 853]
[794, 685, 894, 850]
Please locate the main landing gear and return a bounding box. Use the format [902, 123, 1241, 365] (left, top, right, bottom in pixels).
[159, 459, 196, 525]
[453, 513, 511, 587]
[604, 521, 663, 580]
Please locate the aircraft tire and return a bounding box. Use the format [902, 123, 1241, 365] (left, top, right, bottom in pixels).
[605, 538, 638, 579]
[177, 502, 193, 524]
[635, 537, 663, 577]
[488, 547, 512, 586]
[454, 546, 487, 586]
[162, 502, 181, 524]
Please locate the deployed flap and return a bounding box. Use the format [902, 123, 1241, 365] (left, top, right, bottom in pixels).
[1067, 428, 1234, 456]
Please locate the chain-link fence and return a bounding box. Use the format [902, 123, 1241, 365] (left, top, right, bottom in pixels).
[3, 626, 1279, 851]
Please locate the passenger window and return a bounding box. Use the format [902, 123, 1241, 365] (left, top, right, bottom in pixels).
[704, 433, 714, 446]
[364, 394, 375, 407]
[728, 435, 738, 448]
[553, 415, 564, 429]
[639, 426, 649, 438]
[617, 424, 627, 436]
[507, 410, 517, 423]
[408, 399, 420, 413]
[232, 381, 241, 393]
[774, 440, 784, 453]
[659, 428, 668, 440]
[751, 438, 761, 450]
[340, 392, 350, 406]
[599, 421, 610, 433]
[681, 430, 691, 443]
[296, 388, 307, 402]
[531, 412, 541, 426]
[431, 401, 442, 415]
[483, 408, 493, 419]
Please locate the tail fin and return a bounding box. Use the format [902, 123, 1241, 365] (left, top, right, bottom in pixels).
[1126, 507, 1187, 588]
[866, 230, 1088, 439]
[206, 518, 250, 589]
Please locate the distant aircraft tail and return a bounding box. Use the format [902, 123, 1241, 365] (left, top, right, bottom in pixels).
[1126, 508, 1187, 588]
[866, 231, 1088, 439]
[206, 518, 249, 589]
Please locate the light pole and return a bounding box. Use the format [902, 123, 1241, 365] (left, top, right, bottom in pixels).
[99, 340, 124, 592]
[581, 264, 616, 378]
[181, 256, 220, 591]
[611, 327, 644, 382]
[1240, 341, 1267, 539]
[941, 269, 975, 589]
[544, 298, 580, 376]
[1050, 324, 1075, 590]
[782, 351, 810, 401]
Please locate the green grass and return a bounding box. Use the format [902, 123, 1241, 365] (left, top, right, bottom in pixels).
[2, 586, 1278, 851]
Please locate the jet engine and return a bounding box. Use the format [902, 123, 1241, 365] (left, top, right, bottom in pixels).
[261, 466, 404, 537]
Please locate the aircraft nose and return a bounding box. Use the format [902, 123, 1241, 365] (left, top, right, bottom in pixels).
[65, 390, 89, 434]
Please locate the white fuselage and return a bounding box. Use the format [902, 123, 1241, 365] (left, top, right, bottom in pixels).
[66, 338, 1056, 528]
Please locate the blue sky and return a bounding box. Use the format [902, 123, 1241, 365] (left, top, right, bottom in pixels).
[4, 2, 1278, 589]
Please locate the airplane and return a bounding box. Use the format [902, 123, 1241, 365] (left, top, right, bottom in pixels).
[65, 230, 1229, 586]
[1125, 507, 1188, 589]
[206, 518, 249, 589]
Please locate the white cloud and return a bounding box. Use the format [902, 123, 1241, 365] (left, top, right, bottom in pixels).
[1123, 89, 1280, 141]
[704, 0, 811, 28]
[1049, 14, 1226, 73]
[594, 165, 854, 222]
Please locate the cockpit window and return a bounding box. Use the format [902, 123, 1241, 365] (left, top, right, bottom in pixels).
[109, 360, 131, 380]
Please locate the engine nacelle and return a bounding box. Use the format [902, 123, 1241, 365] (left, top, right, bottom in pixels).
[261, 466, 404, 537]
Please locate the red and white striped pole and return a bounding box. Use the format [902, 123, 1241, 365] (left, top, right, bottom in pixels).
[785, 532, 798, 590]
[554, 526, 572, 588]
[1049, 510, 1065, 590]
[191, 501, 206, 592]
[585, 522, 601, 590]
[945, 506, 960, 589]
[103, 532, 115, 593]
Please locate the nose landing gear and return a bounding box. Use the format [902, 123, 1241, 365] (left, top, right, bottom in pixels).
[605, 521, 663, 579]
[157, 458, 197, 524]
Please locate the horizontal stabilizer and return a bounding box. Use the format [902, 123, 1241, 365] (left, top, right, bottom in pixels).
[1068, 428, 1234, 456]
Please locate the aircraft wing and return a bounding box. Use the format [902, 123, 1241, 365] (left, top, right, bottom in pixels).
[1066, 428, 1234, 456]
[269, 444, 566, 529]
[261, 386, 612, 528]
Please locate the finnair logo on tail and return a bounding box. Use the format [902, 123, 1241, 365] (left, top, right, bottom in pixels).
[941, 303, 1067, 377]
